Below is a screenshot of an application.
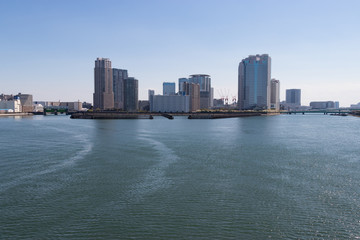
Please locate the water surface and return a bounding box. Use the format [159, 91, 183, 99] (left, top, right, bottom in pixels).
[1, 114, 359, 239]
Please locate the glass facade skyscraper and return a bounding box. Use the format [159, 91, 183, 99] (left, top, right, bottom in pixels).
[163, 82, 176, 95]
[178, 78, 188, 95]
[123, 77, 138, 112]
[238, 54, 271, 110]
[286, 89, 301, 106]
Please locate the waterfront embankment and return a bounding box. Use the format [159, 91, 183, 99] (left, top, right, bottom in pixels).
[350, 110, 360, 117]
[70, 111, 268, 119]
[0, 113, 33, 117]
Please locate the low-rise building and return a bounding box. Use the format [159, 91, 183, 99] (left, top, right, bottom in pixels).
[139, 100, 150, 111]
[213, 99, 225, 108]
[34, 104, 44, 112]
[350, 102, 360, 109]
[59, 101, 82, 111]
[0, 98, 22, 112]
[18, 93, 33, 112]
[82, 102, 92, 109]
[1, 93, 33, 112]
[34, 101, 83, 111]
[310, 101, 336, 109]
[152, 95, 190, 112]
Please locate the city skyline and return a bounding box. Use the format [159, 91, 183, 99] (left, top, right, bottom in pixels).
[1, 0, 360, 107]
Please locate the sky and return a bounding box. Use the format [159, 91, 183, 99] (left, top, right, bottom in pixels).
[1, 0, 359, 107]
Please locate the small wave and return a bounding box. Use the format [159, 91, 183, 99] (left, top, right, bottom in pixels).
[128, 134, 179, 201]
[0, 135, 93, 193]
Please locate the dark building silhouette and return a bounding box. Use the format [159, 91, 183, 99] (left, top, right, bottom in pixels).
[123, 77, 138, 112]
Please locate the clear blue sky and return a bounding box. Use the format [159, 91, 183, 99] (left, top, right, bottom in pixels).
[1, 0, 359, 107]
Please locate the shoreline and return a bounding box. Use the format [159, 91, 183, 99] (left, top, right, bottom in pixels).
[0, 113, 33, 117]
[70, 111, 275, 119]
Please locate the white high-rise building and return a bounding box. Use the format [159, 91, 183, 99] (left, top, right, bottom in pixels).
[270, 79, 280, 111]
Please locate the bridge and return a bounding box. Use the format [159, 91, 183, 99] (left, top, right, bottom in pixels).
[281, 109, 360, 115]
[43, 106, 69, 115]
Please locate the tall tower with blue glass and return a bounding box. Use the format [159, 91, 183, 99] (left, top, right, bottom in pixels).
[238, 54, 271, 110]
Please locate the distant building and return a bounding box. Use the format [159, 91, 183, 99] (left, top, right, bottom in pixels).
[0, 97, 22, 112]
[148, 90, 155, 98]
[210, 87, 214, 107]
[188, 74, 211, 92]
[34, 101, 84, 111]
[334, 101, 339, 109]
[34, 101, 60, 107]
[310, 101, 335, 109]
[350, 102, 360, 109]
[152, 95, 190, 112]
[182, 82, 200, 112]
[286, 89, 301, 107]
[34, 103, 43, 112]
[189, 74, 212, 109]
[178, 75, 212, 109]
[238, 54, 271, 110]
[213, 99, 225, 108]
[59, 101, 82, 111]
[93, 58, 114, 110]
[123, 77, 138, 111]
[138, 100, 150, 111]
[270, 79, 280, 111]
[148, 89, 155, 111]
[0, 94, 13, 101]
[82, 102, 92, 109]
[178, 78, 188, 95]
[0, 93, 33, 112]
[113, 68, 128, 109]
[163, 82, 176, 95]
[16, 93, 33, 112]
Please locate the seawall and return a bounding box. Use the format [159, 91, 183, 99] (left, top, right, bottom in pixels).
[70, 111, 268, 119]
[0, 113, 33, 117]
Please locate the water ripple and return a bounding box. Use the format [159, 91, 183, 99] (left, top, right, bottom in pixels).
[0, 131, 93, 193]
[128, 133, 178, 201]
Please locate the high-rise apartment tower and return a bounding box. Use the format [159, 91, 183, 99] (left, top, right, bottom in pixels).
[93, 58, 114, 110]
[270, 79, 280, 111]
[183, 82, 200, 112]
[180, 74, 212, 109]
[113, 68, 128, 109]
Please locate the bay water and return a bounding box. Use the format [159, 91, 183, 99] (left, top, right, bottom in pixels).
[1, 114, 360, 239]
